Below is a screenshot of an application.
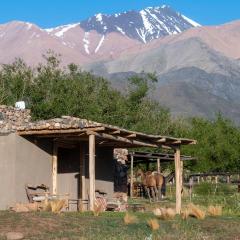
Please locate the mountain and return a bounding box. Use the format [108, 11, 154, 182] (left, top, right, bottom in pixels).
[79, 5, 200, 43]
[0, 5, 200, 64]
[0, 21, 90, 66]
[0, 5, 240, 123]
[84, 30, 240, 123]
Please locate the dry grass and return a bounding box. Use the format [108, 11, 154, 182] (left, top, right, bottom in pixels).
[147, 219, 160, 231]
[93, 203, 103, 217]
[10, 203, 39, 212]
[123, 212, 138, 225]
[187, 203, 206, 220]
[42, 200, 67, 213]
[153, 208, 161, 217]
[181, 208, 190, 220]
[207, 205, 222, 217]
[153, 208, 176, 220]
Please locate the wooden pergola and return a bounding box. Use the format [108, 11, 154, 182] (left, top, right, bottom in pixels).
[128, 151, 196, 204]
[17, 116, 196, 213]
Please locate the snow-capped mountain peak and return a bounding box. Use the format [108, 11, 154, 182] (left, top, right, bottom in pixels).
[80, 5, 201, 43]
[43, 5, 200, 44]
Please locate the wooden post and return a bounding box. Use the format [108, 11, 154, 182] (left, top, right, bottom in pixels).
[180, 160, 183, 195]
[174, 146, 181, 214]
[227, 175, 230, 184]
[215, 176, 218, 184]
[52, 142, 58, 195]
[157, 158, 161, 173]
[130, 154, 134, 198]
[80, 144, 86, 211]
[89, 134, 96, 211]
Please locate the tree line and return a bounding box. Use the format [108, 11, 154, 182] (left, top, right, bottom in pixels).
[0, 54, 239, 173]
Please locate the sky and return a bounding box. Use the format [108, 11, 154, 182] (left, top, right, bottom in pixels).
[0, 0, 240, 28]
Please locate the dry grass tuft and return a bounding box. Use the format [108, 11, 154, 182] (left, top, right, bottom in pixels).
[123, 212, 138, 225]
[50, 200, 67, 213]
[181, 209, 190, 220]
[153, 208, 176, 220]
[207, 205, 222, 216]
[147, 219, 160, 231]
[153, 208, 161, 217]
[41, 201, 52, 212]
[93, 203, 103, 217]
[42, 200, 67, 213]
[188, 203, 205, 220]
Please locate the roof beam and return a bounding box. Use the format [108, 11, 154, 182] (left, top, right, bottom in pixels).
[125, 133, 137, 138]
[86, 130, 158, 148]
[108, 130, 121, 135]
[17, 127, 105, 136]
[156, 138, 167, 143]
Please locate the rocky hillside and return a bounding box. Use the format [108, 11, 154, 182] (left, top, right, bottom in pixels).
[85, 29, 240, 123]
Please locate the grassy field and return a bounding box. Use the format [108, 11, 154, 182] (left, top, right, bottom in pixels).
[0, 183, 239, 240]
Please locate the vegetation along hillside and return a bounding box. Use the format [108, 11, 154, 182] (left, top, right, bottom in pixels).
[0, 53, 239, 173]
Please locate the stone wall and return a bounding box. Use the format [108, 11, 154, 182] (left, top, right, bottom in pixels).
[0, 105, 31, 133]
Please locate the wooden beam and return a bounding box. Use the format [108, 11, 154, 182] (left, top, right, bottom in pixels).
[37, 132, 88, 138]
[125, 133, 137, 138]
[86, 130, 158, 148]
[171, 140, 182, 145]
[174, 147, 181, 214]
[89, 134, 96, 211]
[156, 138, 166, 143]
[18, 127, 105, 136]
[52, 142, 58, 195]
[98, 140, 109, 145]
[130, 155, 134, 198]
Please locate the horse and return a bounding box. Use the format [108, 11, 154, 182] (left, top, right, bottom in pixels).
[137, 169, 165, 202]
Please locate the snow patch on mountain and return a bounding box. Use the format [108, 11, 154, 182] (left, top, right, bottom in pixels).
[181, 15, 201, 27]
[45, 23, 80, 37]
[140, 10, 154, 34]
[95, 13, 103, 23]
[116, 26, 125, 35]
[95, 35, 105, 53]
[83, 32, 90, 54]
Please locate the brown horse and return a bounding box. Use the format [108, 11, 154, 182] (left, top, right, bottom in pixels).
[137, 169, 165, 202]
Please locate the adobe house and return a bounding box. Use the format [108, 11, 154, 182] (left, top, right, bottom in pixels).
[0, 105, 196, 213]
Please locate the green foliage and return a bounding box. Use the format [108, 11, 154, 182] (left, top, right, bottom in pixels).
[184, 114, 240, 172]
[193, 182, 234, 196]
[0, 59, 32, 104]
[0, 54, 240, 173]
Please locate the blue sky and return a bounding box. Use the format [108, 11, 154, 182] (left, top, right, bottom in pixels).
[1, 0, 240, 28]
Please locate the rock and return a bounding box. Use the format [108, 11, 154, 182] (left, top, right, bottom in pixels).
[6, 232, 24, 240]
[0, 105, 31, 133]
[54, 122, 61, 128]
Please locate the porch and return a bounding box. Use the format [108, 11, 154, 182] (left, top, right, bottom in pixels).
[17, 116, 196, 213]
